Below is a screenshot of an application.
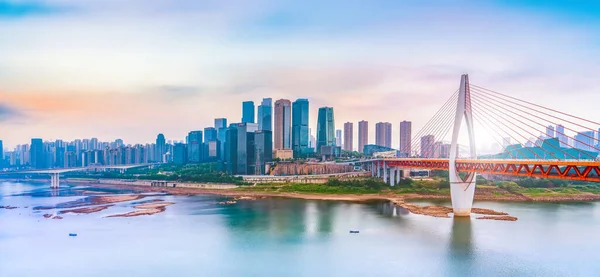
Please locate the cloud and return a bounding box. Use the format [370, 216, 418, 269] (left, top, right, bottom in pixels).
[0, 102, 23, 121]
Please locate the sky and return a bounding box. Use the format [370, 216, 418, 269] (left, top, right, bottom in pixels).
[1, 0, 599, 151]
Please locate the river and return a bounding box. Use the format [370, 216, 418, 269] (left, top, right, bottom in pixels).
[1, 181, 599, 277]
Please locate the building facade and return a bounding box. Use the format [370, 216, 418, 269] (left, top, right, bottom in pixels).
[399, 121, 411, 157]
[358, 120, 368, 154]
[343, 122, 353, 152]
[274, 99, 292, 150]
[257, 98, 272, 131]
[317, 107, 335, 154]
[242, 101, 255, 123]
[292, 98, 309, 157]
[375, 122, 392, 148]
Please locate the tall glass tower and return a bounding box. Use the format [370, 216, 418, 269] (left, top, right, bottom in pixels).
[316, 107, 335, 154]
[292, 99, 309, 157]
[257, 98, 272, 131]
[274, 99, 292, 149]
[242, 101, 255, 123]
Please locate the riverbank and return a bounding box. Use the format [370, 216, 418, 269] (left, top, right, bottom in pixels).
[82, 182, 520, 220]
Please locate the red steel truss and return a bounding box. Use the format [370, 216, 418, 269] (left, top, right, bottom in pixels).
[372, 159, 600, 183]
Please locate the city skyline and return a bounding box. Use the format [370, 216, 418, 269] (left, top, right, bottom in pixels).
[2, 1, 600, 150]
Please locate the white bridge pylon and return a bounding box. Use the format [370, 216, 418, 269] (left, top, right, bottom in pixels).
[449, 74, 477, 216]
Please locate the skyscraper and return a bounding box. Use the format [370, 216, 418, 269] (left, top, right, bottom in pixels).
[30, 138, 45, 169]
[236, 123, 259, 175]
[344, 122, 353, 151]
[187, 131, 203, 163]
[292, 98, 309, 157]
[375, 122, 392, 148]
[546, 125, 555, 138]
[254, 130, 273, 175]
[215, 118, 228, 161]
[556, 124, 567, 147]
[242, 101, 255, 123]
[317, 107, 335, 154]
[575, 131, 595, 152]
[274, 99, 292, 150]
[214, 118, 227, 129]
[420, 135, 435, 158]
[399, 121, 411, 157]
[358, 121, 368, 153]
[204, 127, 217, 142]
[155, 134, 166, 163]
[173, 143, 188, 165]
[257, 98, 272, 131]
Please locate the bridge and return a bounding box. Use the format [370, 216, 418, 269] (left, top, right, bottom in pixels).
[2, 164, 156, 188]
[359, 74, 600, 217]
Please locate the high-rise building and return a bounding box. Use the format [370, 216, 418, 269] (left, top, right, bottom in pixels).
[575, 131, 595, 152]
[292, 98, 309, 157]
[358, 121, 368, 154]
[215, 118, 227, 129]
[274, 99, 292, 150]
[317, 107, 335, 154]
[257, 98, 272, 131]
[173, 143, 188, 165]
[215, 118, 228, 161]
[254, 130, 273, 175]
[30, 138, 45, 169]
[375, 122, 392, 148]
[187, 131, 203, 163]
[155, 134, 166, 163]
[204, 127, 217, 142]
[309, 128, 316, 149]
[236, 123, 259, 175]
[556, 125, 567, 147]
[242, 101, 255, 123]
[420, 135, 435, 158]
[335, 129, 342, 148]
[399, 121, 411, 157]
[225, 124, 239, 174]
[343, 122, 353, 152]
[546, 125, 555, 138]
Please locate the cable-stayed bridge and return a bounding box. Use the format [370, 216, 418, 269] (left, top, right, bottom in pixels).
[361, 74, 600, 216]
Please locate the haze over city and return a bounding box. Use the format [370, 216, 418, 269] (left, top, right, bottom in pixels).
[2, 0, 600, 149]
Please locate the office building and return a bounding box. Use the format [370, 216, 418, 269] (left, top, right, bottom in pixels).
[274, 99, 292, 149]
[575, 131, 595, 152]
[242, 101, 255, 123]
[335, 129, 342, 147]
[399, 121, 411, 157]
[358, 120, 368, 154]
[187, 131, 203, 163]
[173, 143, 188, 165]
[236, 123, 259, 175]
[254, 130, 273, 174]
[155, 134, 166, 163]
[420, 135, 435, 158]
[344, 122, 353, 151]
[317, 107, 335, 154]
[215, 118, 228, 161]
[30, 138, 45, 169]
[546, 125, 555, 138]
[556, 125, 567, 147]
[375, 122, 392, 148]
[257, 98, 272, 131]
[204, 127, 217, 142]
[292, 98, 309, 157]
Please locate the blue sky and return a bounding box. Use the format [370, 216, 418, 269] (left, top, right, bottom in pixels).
[0, 0, 599, 150]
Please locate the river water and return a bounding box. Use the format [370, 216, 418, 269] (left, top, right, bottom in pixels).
[1, 181, 599, 277]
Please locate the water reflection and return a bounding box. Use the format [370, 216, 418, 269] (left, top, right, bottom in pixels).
[447, 217, 475, 275]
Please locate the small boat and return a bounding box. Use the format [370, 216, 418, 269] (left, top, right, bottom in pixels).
[69, 233, 77, 237]
[349, 230, 360, 234]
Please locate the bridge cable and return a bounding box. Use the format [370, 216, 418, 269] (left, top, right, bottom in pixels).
[409, 90, 459, 156]
[470, 97, 575, 160]
[470, 88, 600, 153]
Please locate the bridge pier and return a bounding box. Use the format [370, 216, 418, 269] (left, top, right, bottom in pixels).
[383, 162, 388, 184]
[390, 167, 395, 186]
[370, 162, 375, 177]
[376, 162, 381, 178]
[50, 173, 60, 189]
